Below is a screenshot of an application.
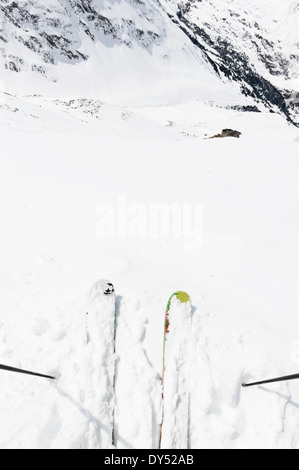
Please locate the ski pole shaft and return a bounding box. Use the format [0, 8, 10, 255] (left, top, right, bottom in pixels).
[242, 372, 299, 388]
[0, 363, 55, 380]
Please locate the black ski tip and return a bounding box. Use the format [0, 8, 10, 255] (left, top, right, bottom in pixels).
[89, 279, 115, 300]
[104, 282, 115, 295]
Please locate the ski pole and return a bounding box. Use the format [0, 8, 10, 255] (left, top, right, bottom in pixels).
[0, 363, 55, 380]
[242, 372, 299, 388]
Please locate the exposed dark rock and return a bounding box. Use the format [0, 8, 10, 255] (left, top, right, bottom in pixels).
[164, 4, 299, 127]
[207, 129, 242, 139]
[229, 105, 261, 112]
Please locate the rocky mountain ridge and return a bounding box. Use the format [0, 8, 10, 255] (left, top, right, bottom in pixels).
[0, 0, 298, 125]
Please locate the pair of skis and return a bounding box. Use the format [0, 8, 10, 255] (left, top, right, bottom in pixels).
[0, 278, 191, 449]
[86, 280, 192, 449]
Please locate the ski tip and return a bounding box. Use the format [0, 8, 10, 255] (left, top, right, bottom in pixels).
[175, 291, 191, 303]
[89, 279, 115, 300]
[167, 291, 191, 310]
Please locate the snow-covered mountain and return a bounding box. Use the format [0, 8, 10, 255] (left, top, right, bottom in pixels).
[0, 0, 298, 123]
[0, 0, 168, 74]
[0, 0, 236, 105]
[161, 0, 299, 124]
[2, 1, 299, 450]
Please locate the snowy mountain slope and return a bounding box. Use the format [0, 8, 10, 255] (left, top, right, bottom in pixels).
[161, 0, 299, 81]
[159, 0, 299, 124]
[1, 88, 297, 140]
[1, 118, 299, 448]
[0, 90, 187, 138]
[0, 0, 166, 73]
[1, 0, 298, 121]
[0, 0, 241, 105]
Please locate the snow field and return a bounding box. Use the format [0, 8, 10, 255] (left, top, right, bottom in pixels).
[0, 104, 299, 447]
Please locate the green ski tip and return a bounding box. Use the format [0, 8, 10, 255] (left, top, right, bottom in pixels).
[167, 291, 190, 311]
[175, 291, 190, 303]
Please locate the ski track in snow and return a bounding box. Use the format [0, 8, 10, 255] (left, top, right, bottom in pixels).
[113, 292, 162, 449]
